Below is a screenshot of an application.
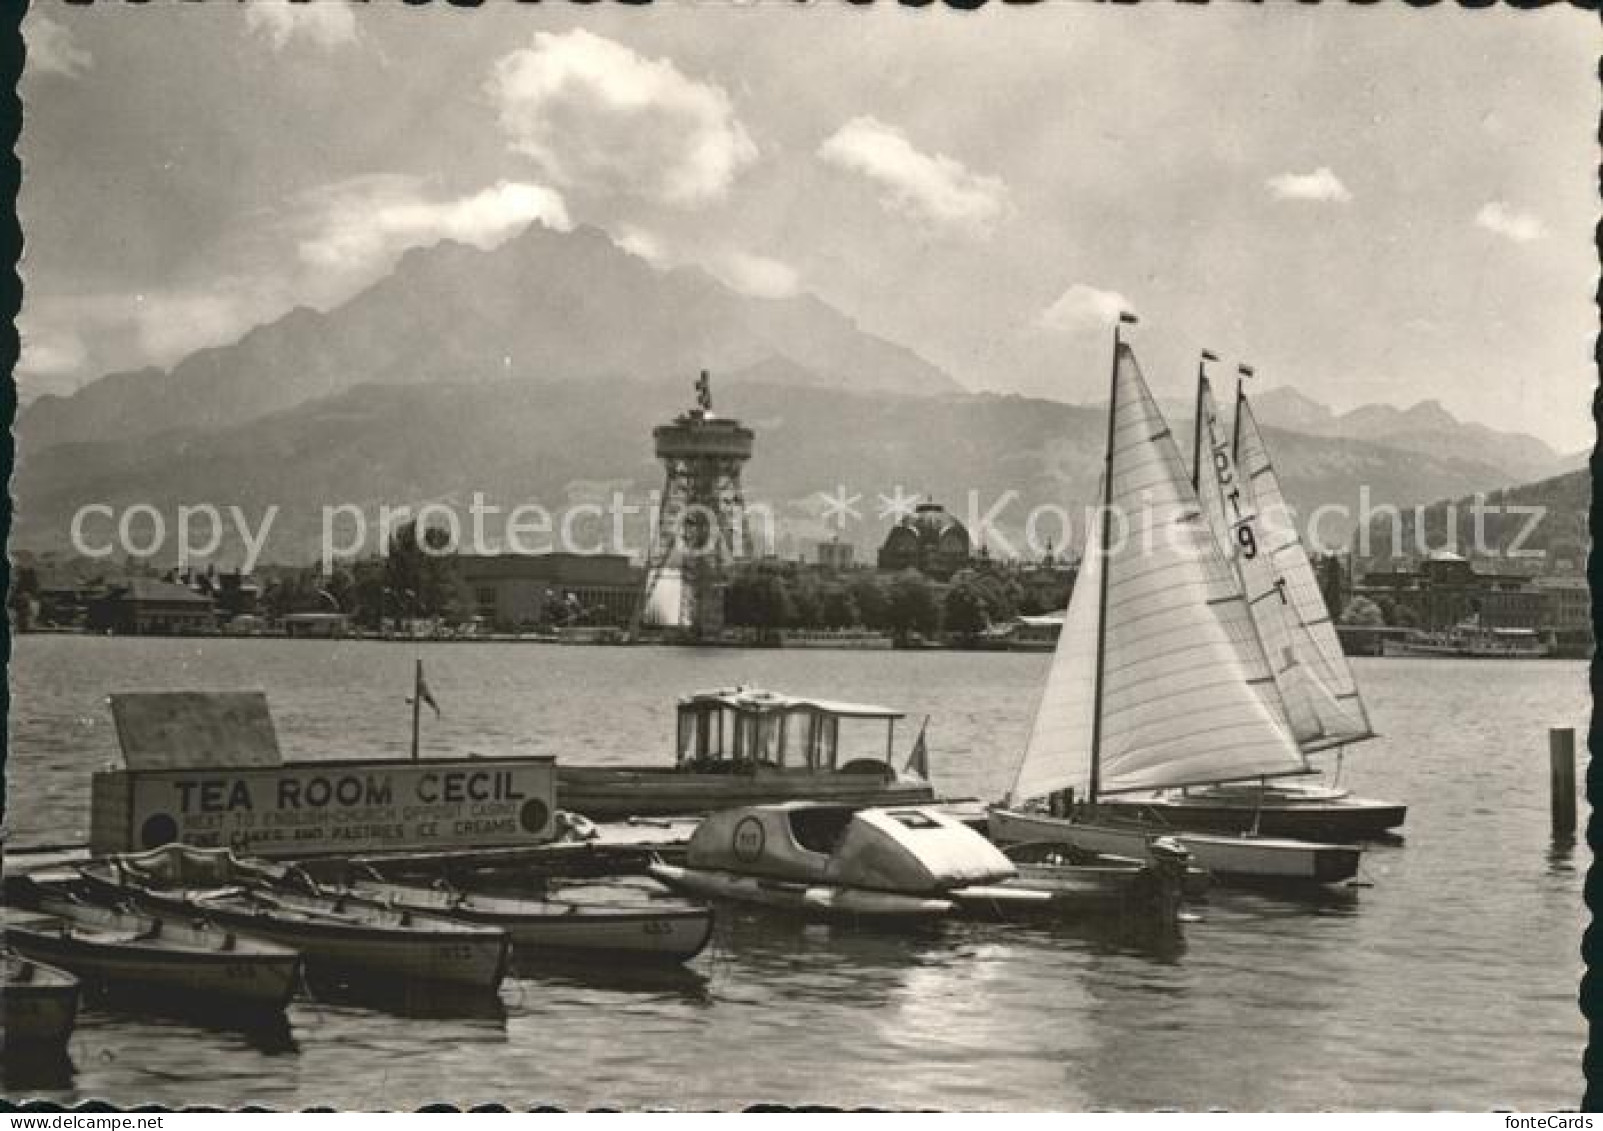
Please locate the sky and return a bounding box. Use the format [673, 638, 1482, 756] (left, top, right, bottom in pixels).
[17, 1, 1600, 452]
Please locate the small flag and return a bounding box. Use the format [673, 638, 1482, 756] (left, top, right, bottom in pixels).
[904, 716, 931, 779]
[1238, 364, 1256, 379]
[1118, 311, 1139, 325]
[1200, 349, 1219, 362]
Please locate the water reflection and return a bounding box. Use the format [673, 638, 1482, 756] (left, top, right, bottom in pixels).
[88, 987, 298, 1053]
[4, 1048, 75, 1095]
[1548, 838, 1577, 875]
[507, 955, 712, 1003]
[301, 976, 509, 1023]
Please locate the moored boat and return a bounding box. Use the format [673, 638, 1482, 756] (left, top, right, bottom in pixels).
[328, 877, 715, 964]
[649, 801, 1015, 921]
[1381, 619, 1553, 660]
[987, 807, 1360, 884]
[986, 325, 1366, 887]
[556, 687, 935, 820]
[1096, 782, 1405, 841]
[950, 837, 1202, 924]
[2, 949, 80, 1052]
[1097, 373, 1404, 841]
[79, 845, 510, 991]
[5, 888, 301, 1008]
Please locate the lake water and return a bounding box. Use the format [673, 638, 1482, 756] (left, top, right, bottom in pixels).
[3, 636, 1588, 1110]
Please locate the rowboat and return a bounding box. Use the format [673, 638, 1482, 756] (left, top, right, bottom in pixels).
[987, 325, 1365, 886]
[556, 687, 935, 819]
[5, 889, 300, 1008]
[331, 878, 715, 964]
[79, 845, 510, 991]
[2, 949, 80, 1051]
[649, 801, 1014, 922]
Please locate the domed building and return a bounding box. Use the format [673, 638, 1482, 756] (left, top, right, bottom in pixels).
[877, 501, 972, 581]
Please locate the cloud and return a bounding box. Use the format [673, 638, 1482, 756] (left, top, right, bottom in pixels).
[606, 226, 799, 298]
[244, 2, 359, 52]
[17, 176, 570, 393]
[609, 225, 671, 267]
[1265, 167, 1352, 203]
[17, 285, 293, 395]
[1038, 283, 1133, 334]
[817, 116, 1011, 236]
[707, 251, 800, 299]
[16, 322, 89, 390]
[1475, 201, 1546, 243]
[296, 176, 571, 275]
[488, 30, 757, 207]
[27, 14, 92, 78]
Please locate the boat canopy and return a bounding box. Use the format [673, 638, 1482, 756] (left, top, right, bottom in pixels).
[675, 687, 905, 772]
[678, 687, 904, 719]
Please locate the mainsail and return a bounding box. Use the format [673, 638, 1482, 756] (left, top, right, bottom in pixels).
[1008, 341, 1310, 802]
[1233, 392, 1375, 748]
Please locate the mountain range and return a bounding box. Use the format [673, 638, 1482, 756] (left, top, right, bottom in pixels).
[13, 221, 1584, 568]
[19, 223, 959, 455]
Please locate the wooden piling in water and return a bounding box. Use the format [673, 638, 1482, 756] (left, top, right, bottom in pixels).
[1550, 727, 1577, 840]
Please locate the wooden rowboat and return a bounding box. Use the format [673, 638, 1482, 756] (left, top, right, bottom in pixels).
[5, 893, 300, 1008]
[336, 878, 715, 964]
[80, 847, 510, 991]
[2, 949, 80, 1051]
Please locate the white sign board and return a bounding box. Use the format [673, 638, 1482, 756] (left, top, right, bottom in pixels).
[93, 757, 557, 858]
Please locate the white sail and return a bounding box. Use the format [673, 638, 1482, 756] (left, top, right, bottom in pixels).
[1234, 393, 1375, 747]
[1009, 500, 1104, 803]
[1195, 378, 1327, 749]
[1010, 342, 1310, 802]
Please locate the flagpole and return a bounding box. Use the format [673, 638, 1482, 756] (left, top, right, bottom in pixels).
[411, 657, 423, 761]
[1192, 350, 1219, 491]
[1233, 363, 1255, 459]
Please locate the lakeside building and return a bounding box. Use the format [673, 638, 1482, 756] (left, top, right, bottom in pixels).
[815, 538, 856, 572]
[1355, 550, 1543, 631]
[457, 552, 644, 631]
[85, 578, 216, 635]
[876, 500, 971, 581]
[1532, 575, 1592, 657]
[1351, 549, 1590, 655]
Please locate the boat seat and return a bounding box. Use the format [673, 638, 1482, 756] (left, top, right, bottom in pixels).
[787, 806, 857, 854]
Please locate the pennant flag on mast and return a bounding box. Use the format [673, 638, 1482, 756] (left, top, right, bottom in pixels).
[1200, 349, 1219, 363]
[410, 662, 441, 716]
[904, 716, 931, 779]
[1118, 311, 1138, 325]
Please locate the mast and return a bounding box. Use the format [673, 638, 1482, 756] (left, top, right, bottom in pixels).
[1192, 350, 1219, 490]
[1090, 312, 1137, 803]
[1233, 363, 1255, 459]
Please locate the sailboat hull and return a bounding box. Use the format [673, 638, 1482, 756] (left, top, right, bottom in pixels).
[987, 807, 1361, 884]
[1096, 788, 1405, 841]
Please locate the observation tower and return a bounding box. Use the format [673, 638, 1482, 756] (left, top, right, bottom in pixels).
[635, 371, 754, 640]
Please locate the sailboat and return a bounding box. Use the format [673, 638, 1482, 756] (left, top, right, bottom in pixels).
[1095, 365, 1406, 841]
[986, 319, 1363, 884]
